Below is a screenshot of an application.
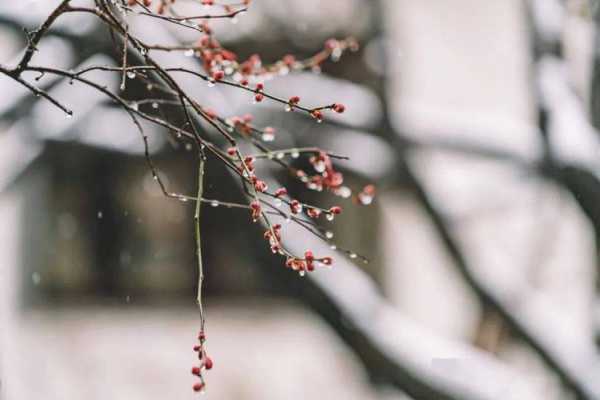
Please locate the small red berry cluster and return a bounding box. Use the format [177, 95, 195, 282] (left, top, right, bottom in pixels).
[191, 330, 213, 393]
[226, 113, 255, 136]
[306, 151, 344, 192]
[185, 27, 357, 89]
[309, 102, 345, 123]
[285, 250, 333, 275]
[263, 221, 337, 275]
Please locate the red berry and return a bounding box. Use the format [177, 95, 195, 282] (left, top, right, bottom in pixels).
[305, 250, 314, 262]
[362, 184, 375, 195]
[290, 200, 302, 214]
[193, 345, 201, 352]
[256, 83, 264, 91]
[191, 366, 201, 376]
[212, 70, 224, 80]
[274, 187, 288, 197]
[193, 383, 204, 392]
[333, 103, 345, 113]
[250, 200, 261, 222]
[254, 180, 268, 192]
[204, 357, 213, 370]
[255, 93, 264, 102]
[329, 206, 342, 215]
[289, 96, 300, 104]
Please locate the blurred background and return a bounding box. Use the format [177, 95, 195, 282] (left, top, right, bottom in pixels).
[2, 0, 600, 399]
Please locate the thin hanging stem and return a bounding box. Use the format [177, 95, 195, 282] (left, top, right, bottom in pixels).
[195, 157, 206, 332]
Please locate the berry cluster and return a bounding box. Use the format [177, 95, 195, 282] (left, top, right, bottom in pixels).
[191, 330, 213, 393]
[285, 251, 333, 276]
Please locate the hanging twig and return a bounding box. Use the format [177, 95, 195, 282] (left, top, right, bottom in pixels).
[195, 156, 206, 331]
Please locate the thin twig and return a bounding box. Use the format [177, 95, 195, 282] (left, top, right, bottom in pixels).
[195, 156, 206, 331]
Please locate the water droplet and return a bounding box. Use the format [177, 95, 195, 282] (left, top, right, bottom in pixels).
[336, 186, 352, 199]
[120, 82, 126, 91]
[262, 132, 275, 142]
[349, 253, 357, 259]
[210, 200, 219, 207]
[358, 194, 373, 205]
[125, 295, 131, 303]
[184, 49, 195, 57]
[274, 199, 282, 207]
[330, 244, 337, 250]
[284, 104, 292, 112]
[131, 102, 138, 111]
[291, 150, 300, 159]
[185, 143, 193, 151]
[32, 272, 41, 285]
[207, 80, 215, 88]
[153, 175, 158, 181]
[151, 102, 159, 109]
[276, 152, 285, 160]
[66, 112, 73, 119]
[127, 71, 136, 79]
[326, 213, 335, 221]
[97, 211, 103, 219]
[331, 48, 342, 62]
[314, 161, 326, 173]
[299, 270, 305, 277]
[325, 231, 334, 239]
